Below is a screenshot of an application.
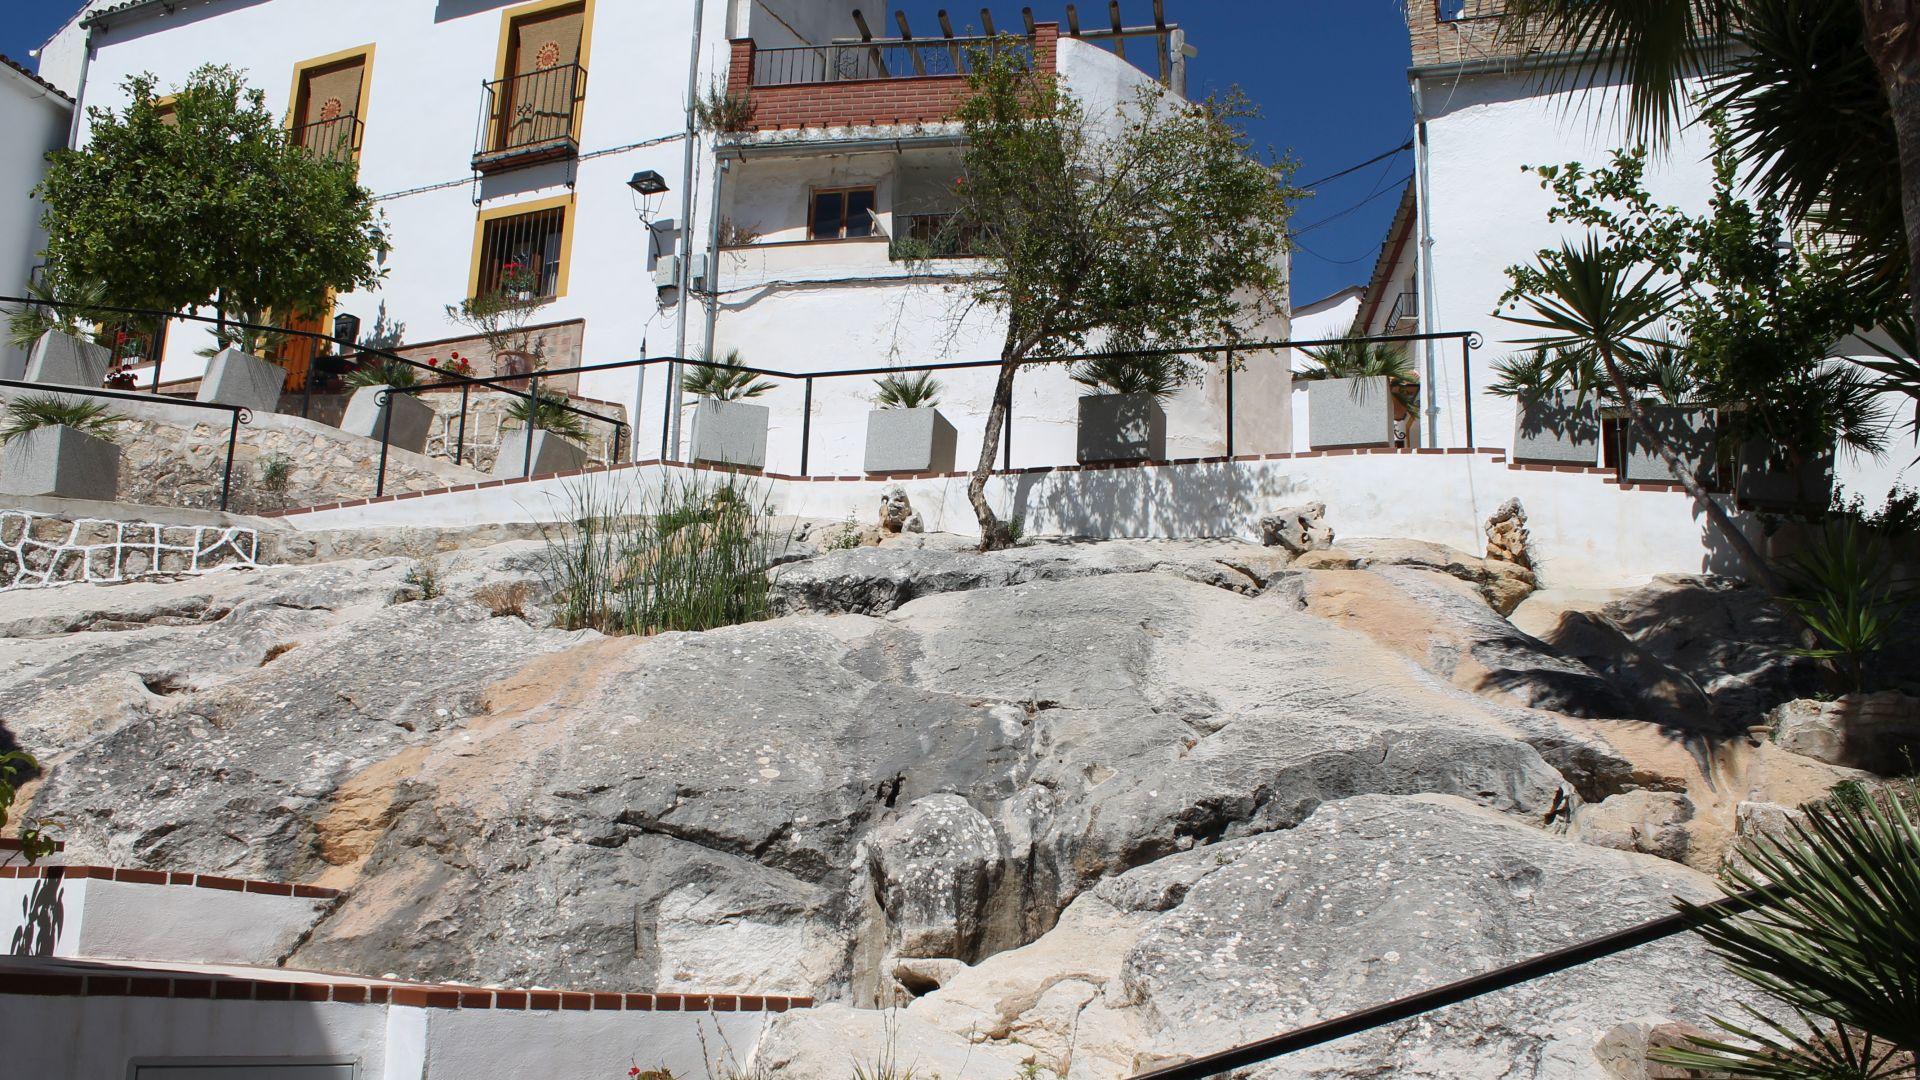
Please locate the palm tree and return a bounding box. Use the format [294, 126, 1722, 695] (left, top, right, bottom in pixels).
[681, 349, 774, 402]
[1651, 789, 1920, 1076]
[1296, 340, 1422, 416]
[1498, 0, 1919, 341]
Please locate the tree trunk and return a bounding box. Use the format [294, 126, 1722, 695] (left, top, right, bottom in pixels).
[968, 335, 1023, 551]
[1859, 0, 1920, 333]
[1596, 344, 1782, 596]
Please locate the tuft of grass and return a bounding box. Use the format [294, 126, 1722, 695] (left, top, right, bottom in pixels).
[403, 558, 443, 600]
[257, 452, 293, 499]
[694, 80, 756, 133]
[472, 581, 532, 620]
[823, 514, 864, 551]
[539, 472, 787, 637]
[0, 395, 124, 445]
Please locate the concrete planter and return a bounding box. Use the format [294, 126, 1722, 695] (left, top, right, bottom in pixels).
[1737, 440, 1834, 513]
[1077, 393, 1168, 464]
[493, 428, 590, 478]
[690, 398, 770, 469]
[1618, 405, 1718, 485]
[0, 424, 121, 501]
[24, 330, 112, 389]
[1511, 390, 1602, 466]
[1307, 376, 1394, 450]
[197, 348, 287, 413]
[340, 385, 434, 454]
[864, 407, 958, 474]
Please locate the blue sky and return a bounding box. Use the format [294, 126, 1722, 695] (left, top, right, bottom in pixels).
[2, 1, 1413, 305]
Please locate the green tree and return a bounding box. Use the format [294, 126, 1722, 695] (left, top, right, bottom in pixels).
[36, 65, 389, 336]
[937, 41, 1298, 548]
[1497, 0, 1919, 347]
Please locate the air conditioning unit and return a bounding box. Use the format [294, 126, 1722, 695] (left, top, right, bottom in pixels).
[654, 254, 710, 293]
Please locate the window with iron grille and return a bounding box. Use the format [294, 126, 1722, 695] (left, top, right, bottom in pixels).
[476, 205, 567, 300]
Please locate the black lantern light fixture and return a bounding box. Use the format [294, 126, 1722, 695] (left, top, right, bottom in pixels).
[627, 170, 669, 196]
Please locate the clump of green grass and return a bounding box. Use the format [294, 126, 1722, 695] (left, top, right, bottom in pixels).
[0, 395, 124, 445]
[540, 471, 786, 637]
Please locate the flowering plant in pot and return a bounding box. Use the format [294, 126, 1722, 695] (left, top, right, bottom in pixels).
[447, 263, 548, 379]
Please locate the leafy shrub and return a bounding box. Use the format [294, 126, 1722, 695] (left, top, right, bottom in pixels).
[0, 750, 59, 866]
[694, 81, 755, 133]
[344, 358, 422, 389]
[683, 349, 774, 401]
[1775, 523, 1915, 693]
[874, 370, 943, 410]
[0, 395, 124, 445]
[540, 472, 785, 637]
[507, 389, 590, 442]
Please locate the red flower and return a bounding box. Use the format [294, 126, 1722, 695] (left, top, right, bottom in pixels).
[428, 357, 440, 366]
[630, 1070, 641, 1077]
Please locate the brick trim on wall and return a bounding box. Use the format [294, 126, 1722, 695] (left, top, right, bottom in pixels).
[0, 864, 338, 899]
[731, 24, 1058, 131]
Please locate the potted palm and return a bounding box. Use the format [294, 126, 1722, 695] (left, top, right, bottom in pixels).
[1489, 346, 1605, 466]
[1296, 341, 1419, 450]
[447, 265, 549, 385]
[1070, 353, 1184, 464]
[340, 358, 434, 454]
[865, 371, 956, 474]
[0, 394, 124, 501]
[495, 389, 591, 478]
[685, 350, 775, 469]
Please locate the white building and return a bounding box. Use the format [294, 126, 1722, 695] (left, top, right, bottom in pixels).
[1391, 1, 1909, 504]
[0, 54, 74, 381]
[34, 0, 1291, 476]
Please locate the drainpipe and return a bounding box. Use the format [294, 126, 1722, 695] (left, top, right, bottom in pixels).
[1411, 76, 1441, 449]
[700, 157, 729, 366]
[64, 26, 95, 151]
[669, 0, 708, 460]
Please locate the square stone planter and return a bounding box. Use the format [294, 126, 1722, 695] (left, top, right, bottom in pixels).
[340, 385, 434, 454]
[1737, 440, 1835, 513]
[690, 398, 770, 469]
[1077, 393, 1167, 464]
[24, 330, 112, 389]
[1511, 390, 1602, 466]
[1307, 376, 1394, 450]
[197, 348, 287, 413]
[1618, 405, 1718, 485]
[864, 407, 958, 474]
[493, 428, 590, 478]
[0, 424, 121, 501]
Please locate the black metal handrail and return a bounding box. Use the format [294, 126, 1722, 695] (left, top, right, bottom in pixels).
[750, 39, 1028, 86]
[479, 63, 587, 157]
[0, 376, 252, 513]
[292, 114, 363, 163]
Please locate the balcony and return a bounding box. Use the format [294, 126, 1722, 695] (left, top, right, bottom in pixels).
[472, 63, 587, 174]
[293, 114, 362, 164]
[888, 213, 986, 260]
[1388, 290, 1419, 329]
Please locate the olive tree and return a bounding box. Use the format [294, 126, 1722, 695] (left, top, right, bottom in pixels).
[937, 42, 1298, 548]
[35, 65, 389, 338]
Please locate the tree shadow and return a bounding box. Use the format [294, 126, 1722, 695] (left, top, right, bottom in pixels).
[1004, 461, 1300, 539]
[8, 875, 64, 958]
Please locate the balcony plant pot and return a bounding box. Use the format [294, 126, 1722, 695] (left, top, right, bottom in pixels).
[690, 398, 770, 470]
[1736, 440, 1834, 513]
[1616, 405, 1718, 485]
[198, 348, 289, 414]
[493, 428, 589, 479]
[341, 384, 435, 455]
[1077, 393, 1167, 465]
[1307, 375, 1394, 450]
[1511, 388, 1601, 466]
[24, 330, 113, 389]
[0, 424, 121, 501]
[865, 407, 958, 474]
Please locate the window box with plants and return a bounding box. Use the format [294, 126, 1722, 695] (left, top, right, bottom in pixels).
[686, 351, 774, 470]
[1490, 346, 1605, 466]
[1070, 353, 1183, 464]
[495, 388, 590, 478]
[1296, 342, 1419, 450]
[864, 371, 957, 474]
[0, 394, 124, 501]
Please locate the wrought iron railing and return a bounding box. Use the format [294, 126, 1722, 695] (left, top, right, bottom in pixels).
[477, 63, 587, 159]
[750, 39, 1029, 86]
[292, 114, 363, 163]
[1388, 290, 1419, 328]
[888, 213, 986, 260]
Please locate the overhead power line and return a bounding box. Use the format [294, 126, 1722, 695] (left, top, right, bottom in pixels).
[1297, 138, 1413, 190]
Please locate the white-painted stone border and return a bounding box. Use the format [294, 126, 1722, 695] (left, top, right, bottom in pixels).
[0, 508, 259, 590]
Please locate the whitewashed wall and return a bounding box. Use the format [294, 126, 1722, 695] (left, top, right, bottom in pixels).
[0, 63, 72, 380]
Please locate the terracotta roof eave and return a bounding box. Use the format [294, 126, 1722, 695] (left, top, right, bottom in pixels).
[1356, 182, 1419, 332]
[78, 0, 181, 30]
[0, 53, 75, 104]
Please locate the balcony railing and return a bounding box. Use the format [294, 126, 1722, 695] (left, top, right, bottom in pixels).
[888, 213, 986, 260]
[474, 63, 587, 170]
[750, 38, 1029, 86]
[292, 114, 363, 163]
[1387, 290, 1419, 328]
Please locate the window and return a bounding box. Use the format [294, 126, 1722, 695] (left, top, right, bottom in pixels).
[482, 0, 591, 158]
[290, 48, 372, 163]
[810, 188, 877, 240]
[473, 201, 571, 301]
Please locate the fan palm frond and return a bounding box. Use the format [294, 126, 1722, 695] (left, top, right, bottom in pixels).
[682, 349, 774, 401]
[1069, 352, 1187, 400]
[874, 370, 943, 410]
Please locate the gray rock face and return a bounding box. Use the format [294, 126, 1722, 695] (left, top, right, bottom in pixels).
[1258, 502, 1334, 555]
[1769, 693, 1920, 773]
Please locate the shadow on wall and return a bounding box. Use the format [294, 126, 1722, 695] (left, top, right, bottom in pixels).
[1007, 461, 1303, 539]
[1693, 493, 1764, 579]
[10, 876, 63, 958]
[435, 0, 526, 21]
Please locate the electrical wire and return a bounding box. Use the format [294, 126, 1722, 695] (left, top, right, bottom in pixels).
[1293, 173, 1413, 236]
[1297, 138, 1412, 190]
